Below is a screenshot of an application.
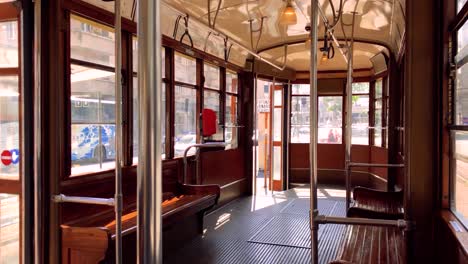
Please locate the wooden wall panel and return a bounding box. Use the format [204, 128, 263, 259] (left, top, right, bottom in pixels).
[370, 146, 389, 179]
[200, 149, 245, 186]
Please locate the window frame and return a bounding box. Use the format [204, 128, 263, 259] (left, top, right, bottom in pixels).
[448, 2, 468, 228]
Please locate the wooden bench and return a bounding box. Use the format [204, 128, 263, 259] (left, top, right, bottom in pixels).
[61, 182, 220, 264]
[347, 186, 404, 220]
[329, 224, 406, 264]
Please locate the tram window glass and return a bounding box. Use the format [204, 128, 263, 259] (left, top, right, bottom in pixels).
[132, 39, 167, 162]
[0, 76, 19, 179]
[451, 19, 468, 227]
[351, 83, 370, 145]
[174, 86, 197, 157]
[459, 0, 467, 12]
[204, 63, 220, 90]
[292, 84, 310, 95]
[226, 70, 238, 94]
[175, 52, 196, 84]
[203, 63, 223, 141]
[70, 15, 115, 67]
[374, 79, 383, 146]
[0, 21, 18, 67]
[318, 96, 342, 144]
[0, 193, 19, 263]
[70, 65, 116, 175]
[0, 12, 19, 262]
[291, 84, 310, 143]
[204, 90, 223, 141]
[225, 94, 238, 149]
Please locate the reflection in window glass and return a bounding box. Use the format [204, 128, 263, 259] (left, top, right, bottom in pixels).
[0, 21, 18, 67]
[318, 96, 342, 144]
[0, 194, 19, 263]
[174, 86, 197, 157]
[226, 70, 238, 94]
[225, 95, 238, 149]
[70, 65, 116, 175]
[0, 76, 19, 180]
[204, 63, 219, 90]
[70, 15, 115, 67]
[453, 131, 468, 226]
[291, 96, 310, 143]
[352, 95, 369, 145]
[292, 84, 310, 95]
[203, 90, 223, 140]
[175, 52, 196, 84]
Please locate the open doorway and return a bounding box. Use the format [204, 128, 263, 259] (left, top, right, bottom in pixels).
[253, 78, 286, 194]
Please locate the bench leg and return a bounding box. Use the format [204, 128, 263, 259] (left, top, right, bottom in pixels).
[197, 212, 205, 234]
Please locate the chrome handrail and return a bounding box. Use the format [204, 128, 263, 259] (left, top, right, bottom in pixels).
[348, 162, 405, 168]
[52, 194, 115, 206]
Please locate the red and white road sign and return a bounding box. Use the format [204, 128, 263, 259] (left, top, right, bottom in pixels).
[1, 150, 12, 166]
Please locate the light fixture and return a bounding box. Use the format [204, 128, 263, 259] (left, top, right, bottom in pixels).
[279, 0, 297, 25]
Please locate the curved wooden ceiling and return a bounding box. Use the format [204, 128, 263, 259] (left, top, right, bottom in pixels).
[81, 0, 405, 71]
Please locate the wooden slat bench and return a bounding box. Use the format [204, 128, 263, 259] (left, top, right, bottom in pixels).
[347, 186, 404, 220]
[329, 224, 406, 264]
[61, 182, 220, 264]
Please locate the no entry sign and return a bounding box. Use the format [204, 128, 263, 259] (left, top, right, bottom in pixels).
[1, 150, 12, 166]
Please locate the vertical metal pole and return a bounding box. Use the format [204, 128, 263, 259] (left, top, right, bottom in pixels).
[345, 13, 356, 211]
[114, 0, 123, 263]
[33, 0, 42, 263]
[21, 0, 34, 263]
[253, 74, 258, 195]
[309, 0, 319, 263]
[137, 0, 163, 262]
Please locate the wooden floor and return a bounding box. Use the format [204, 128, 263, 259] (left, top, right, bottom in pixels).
[164, 184, 347, 264]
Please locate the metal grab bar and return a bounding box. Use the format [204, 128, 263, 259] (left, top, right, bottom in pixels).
[348, 162, 405, 168]
[183, 143, 226, 184]
[315, 215, 411, 229]
[52, 194, 115, 206]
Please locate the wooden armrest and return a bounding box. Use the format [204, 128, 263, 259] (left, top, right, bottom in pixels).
[353, 186, 403, 202]
[177, 182, 221, 202]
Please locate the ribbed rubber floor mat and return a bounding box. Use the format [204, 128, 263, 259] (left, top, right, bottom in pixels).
[248, 199, 346, 263]
[164, 191, 347, 264]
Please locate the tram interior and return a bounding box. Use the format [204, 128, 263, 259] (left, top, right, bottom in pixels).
[0, 0, 467, 263]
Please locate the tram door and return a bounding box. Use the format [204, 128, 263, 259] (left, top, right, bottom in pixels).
[270, 85, 284, 191]
[255, 79, 272, 191]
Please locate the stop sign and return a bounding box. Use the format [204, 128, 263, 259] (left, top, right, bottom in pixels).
[1, 150, 12, 166]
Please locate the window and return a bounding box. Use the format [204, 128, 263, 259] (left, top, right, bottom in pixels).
[132, 37, 167, 162]
[458, 0, 467, 12]
[174, 86, 197, 157]
[0, 13, 19, 263]
[203, 63, 223, 141]
[70, 15, 116, 176]
[374, 79, 384, 147]
[174, 52, 198, 157]
[0, 21, 18, 67]
[225, 70, 239, 149]
[450, 19, 468, 227]
[291, 84, 310, 143]
[174, 52, 196, 85]
[318, 96, 342, 144]
[352, 83, 370, 145]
